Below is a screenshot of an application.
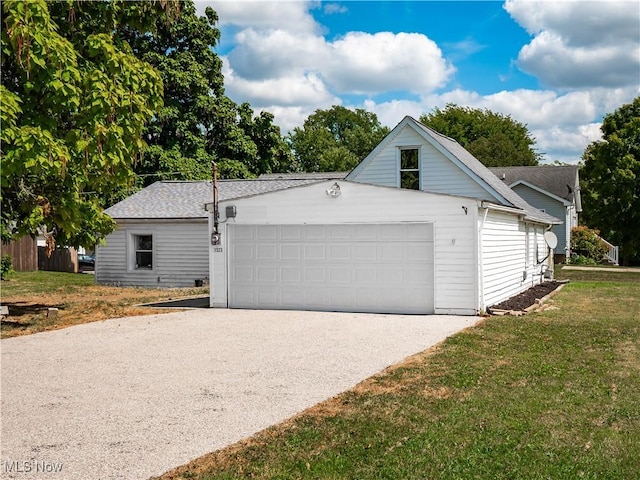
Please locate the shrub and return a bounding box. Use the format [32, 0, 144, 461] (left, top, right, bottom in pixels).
[569, 254, 598, 266]
[1, 254, 14, 279]
[570, 226, 608, 264]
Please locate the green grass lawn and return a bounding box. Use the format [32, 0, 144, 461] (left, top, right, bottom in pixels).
[158, 268, 640, 480]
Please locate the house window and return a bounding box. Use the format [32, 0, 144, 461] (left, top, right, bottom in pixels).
[400, 148, 420, 190]
[134, 234, 153, 270]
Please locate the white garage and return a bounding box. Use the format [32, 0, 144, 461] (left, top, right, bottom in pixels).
[209, 180, 482, 315]
[228, 223, 434, 314]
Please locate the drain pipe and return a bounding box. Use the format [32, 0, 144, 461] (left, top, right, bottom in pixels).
[478, 203, 489, 313]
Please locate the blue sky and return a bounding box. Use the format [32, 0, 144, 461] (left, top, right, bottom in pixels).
[197, 1, 640, 164]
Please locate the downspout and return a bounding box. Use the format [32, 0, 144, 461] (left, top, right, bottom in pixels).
[477, 203, 489, 314]
[212, 161, 219, 236]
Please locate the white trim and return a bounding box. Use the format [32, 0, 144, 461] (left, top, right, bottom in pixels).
[397, 145, 422, 190]
[127, 231, 155, 272]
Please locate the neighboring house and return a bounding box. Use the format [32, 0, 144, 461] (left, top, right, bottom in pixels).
[96, 178, 327, 287]
[489, 165, 581, 262]
[207, 116, 560, 315]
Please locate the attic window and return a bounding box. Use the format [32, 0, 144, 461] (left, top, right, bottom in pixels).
[400, 148, 420, 190]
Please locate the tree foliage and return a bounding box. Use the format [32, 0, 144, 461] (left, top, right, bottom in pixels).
[420, 104, 540, 166]
[287, 106, 390, 172]
[116, 1, 292, 185]
[569, 225, 608, 265]
[580, 97, 640, 265]
[1, 0, 175, 248]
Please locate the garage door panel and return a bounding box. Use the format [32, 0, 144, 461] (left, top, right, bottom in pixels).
[233, 244, 253, 261]
[229, 224, 434, 314]
[355, 244, 377, 261]
[256, 266, 277, 282]
[233, 225, 255, 240]
[257, 226, 278, 240]
[281, 266, 301, 282]
[281, 244, 301, 260]
[304, 245, 326, 260]
[257, 290, 278, 306]
[329, 244, 350, 260]
[305, 267, 325, 282]
[329, 267, 351, 283]
[381, 244, 403, 261]
[257, 244, 277, 260]
[232, 266, 254, 282]
[304, 225, 326, 240]
[281, 225, 302, 240]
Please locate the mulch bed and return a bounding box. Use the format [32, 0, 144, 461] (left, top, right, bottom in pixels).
[488, 281, 565, 314]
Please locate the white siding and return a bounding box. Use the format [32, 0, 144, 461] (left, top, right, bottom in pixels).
[512, 184, 568, 256]
[96, 220, 209, 287]
[210, 181, 478, 315]
[480, 210, 550, 309]
[351, 124, 498, 200]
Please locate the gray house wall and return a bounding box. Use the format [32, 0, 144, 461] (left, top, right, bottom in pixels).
[96, 220, 209, 287]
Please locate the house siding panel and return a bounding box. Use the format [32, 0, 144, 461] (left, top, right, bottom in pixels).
[96, 220, 208, 287]
[352, 125, 499, 202]
[481, 210, 550, 308]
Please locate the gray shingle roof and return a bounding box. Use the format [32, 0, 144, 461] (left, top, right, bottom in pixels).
[258, 172, 348, 180]
[409, 117, 561, 225]
[105, 179, 324, 219]
[488, 165, 580, 205]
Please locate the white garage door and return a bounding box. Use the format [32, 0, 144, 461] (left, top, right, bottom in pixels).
[228, 223, 434, 314]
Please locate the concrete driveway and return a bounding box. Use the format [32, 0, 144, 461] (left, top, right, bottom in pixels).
[1, 309, 480, 479]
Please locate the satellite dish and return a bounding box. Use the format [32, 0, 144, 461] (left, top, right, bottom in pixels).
[544, 231, 558, 249]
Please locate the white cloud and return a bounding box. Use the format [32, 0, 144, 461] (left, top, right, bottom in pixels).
[325, 32, 454, 94]
[226, 29, 328, 80]
[199, 1, 319, 33]
[364, 87, 639, 164]
[504, 0, 640, 88]
[224, 28, 453, 96]
[222, 59, 340, 108]
[195, 0, 637, 165]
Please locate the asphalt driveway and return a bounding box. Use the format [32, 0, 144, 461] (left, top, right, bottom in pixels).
[1, 309, 480, 479]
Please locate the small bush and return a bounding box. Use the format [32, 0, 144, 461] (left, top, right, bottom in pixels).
[570, 226, 608, 264]
[569, 254, 598, 266]
[1, 254, 14, 279]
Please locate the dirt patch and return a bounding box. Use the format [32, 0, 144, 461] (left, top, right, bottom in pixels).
[1, 283, 209, 338]
[488, 281, 565, 314]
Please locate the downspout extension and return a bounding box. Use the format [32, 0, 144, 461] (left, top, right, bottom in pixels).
[478, 204, 489, 314]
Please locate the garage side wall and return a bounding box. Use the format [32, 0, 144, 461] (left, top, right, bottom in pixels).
[96, 220, 209, 287]
[210, 181, 478, 315]
[480, 210, 550, 309]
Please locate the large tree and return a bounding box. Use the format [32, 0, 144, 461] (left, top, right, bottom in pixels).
[1, 0, 176, 249]
[114, 1, 292, 186]
[287, 106, 390, 172]
[420, 104, 541, 166]
[580, 97, 640, 265]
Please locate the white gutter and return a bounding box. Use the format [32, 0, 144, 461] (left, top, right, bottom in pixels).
[477, 202, 489, 313]
[480, 201, 524, 217]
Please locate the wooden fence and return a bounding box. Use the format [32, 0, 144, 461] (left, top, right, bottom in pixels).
[1, 236, 38, 271]
[38, 247, 78, 273]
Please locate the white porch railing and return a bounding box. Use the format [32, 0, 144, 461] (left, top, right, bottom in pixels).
[599, 236, 619, 265]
